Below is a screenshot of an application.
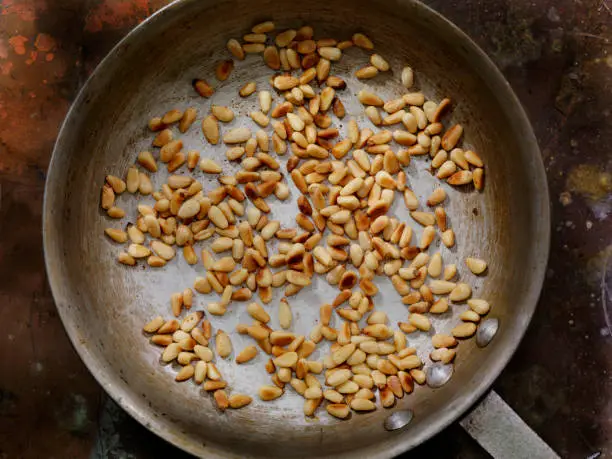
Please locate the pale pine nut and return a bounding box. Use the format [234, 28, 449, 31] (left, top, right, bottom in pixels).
[466, 257, 488, 274]
[401, 66, 414, 88]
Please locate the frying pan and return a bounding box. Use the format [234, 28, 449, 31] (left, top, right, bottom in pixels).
[43, 0, 551, 457]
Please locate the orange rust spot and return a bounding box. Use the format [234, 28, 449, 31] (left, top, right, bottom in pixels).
[85, 0, 151, 33]
[0, 92, 70, 173]
[0, 39, 8, 59]
[8, 36, 28, 55]
[1, 0, 40, 21]
[1, 61, 13, 75]
[45, 53, 54, 62]
[25, 50, 38, 64]
[34, 33, 55, 52]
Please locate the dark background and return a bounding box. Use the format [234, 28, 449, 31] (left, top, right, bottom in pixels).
[0, 0, 610, 457]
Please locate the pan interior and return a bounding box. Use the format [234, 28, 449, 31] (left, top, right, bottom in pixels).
[44, 0, 549, 457]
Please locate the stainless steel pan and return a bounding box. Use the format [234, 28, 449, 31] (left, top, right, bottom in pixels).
[43, 0, 550, 457]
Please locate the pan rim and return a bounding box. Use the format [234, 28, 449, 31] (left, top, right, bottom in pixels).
[42, 0, 551, 457]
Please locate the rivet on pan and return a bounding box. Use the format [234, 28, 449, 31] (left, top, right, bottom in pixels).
[426, 363, 453, 388]
[476, 318, 499, 348]
[384, 410, 414, 431]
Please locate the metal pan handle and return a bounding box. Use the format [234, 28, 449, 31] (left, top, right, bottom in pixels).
[460, 391, 560, 459]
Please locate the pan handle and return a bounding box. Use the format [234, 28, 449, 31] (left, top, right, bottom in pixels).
[459, 391, 560, 459]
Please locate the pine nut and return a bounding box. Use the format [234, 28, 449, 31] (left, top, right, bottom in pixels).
[443, 264, 457, 281]
[452, 322, 477, 338]
[259, 385, 283, 401]
[104, 228, 127, 243]
[421, 256, 439, 281]
[273, 351, 298, 368]
[227, 38, 245, 60]
[215, 60, 234, 81]
[448, 170, 473, 186]
[432, 334, 458, 349]
[365, 106, 382, 125]
[468, 299, 491, 315]
[450, 148, 469, 169]
[464, 149, 484, 167]
[466, 257, 487, 274]
[202, 115, 219, 144]
[442, 124, 463, 150]
[358, 90, 383, 106]
[409, 313, 431, 331]
[411, 211, 435, 226]
[401, 66, 414, 87]
[193, 79, 214, 97]
[247, 302, 270, 323]
[236, 345, 258, 364]
[352, 32, 374, 49]
[319, 47, 342, 61]
[211, 105, 234, 123]
[449, 283, 472, 302]
[473, 168, 485, 190]
[273, 75, 299, 91]
[429, 280, 456, 295]
[223, 127, 252, 144]
[356, 65, 378, 79]
[370, 54, 389, 71]
[208, 205, 229, 229]
[229, 394, 252, 409]
[263, 46, 281, 69]
[461, 310, 481, 322]
[419, 226, 436, 249]
[441, 229, 455, 247]
[350, 398, 376, 411]
[175, 365, 195, 382]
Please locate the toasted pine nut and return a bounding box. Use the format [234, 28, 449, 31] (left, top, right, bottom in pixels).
[236, 81, 257, 97]
[473, 168, 485, 190]
[215, 330, 232, 358]
[468, 299, 491, 315]
[466, 257, 487, 274]
[327, 403, 350, 419]
[236, 345, 258, 364]
[352, 33, 374, 50]
[223, 127, 252, 144]
[193, 79, 214, 97]
[229, 394, 252, 409]
[441, 229, 455, 247]
[452, 322, 477, 338]
[202, 116, 219, 144]
[370, 54, 389, 71]
[350, 398, 376, 411]
[364, 106, 381, 126]
[449, 283, 472, 302]
[409, 313, 431, 331]
[215, 60, 234, 81]
[442, 124, 463, 150]
[227, 38, 245, 60]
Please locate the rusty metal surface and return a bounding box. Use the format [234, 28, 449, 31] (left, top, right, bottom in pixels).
[0, 0, 610, 458]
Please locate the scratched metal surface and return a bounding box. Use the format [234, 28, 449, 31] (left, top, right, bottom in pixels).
[0, 0, 610, 458]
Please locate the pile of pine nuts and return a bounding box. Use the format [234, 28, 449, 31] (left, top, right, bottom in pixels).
[101, 20, 490, 417]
